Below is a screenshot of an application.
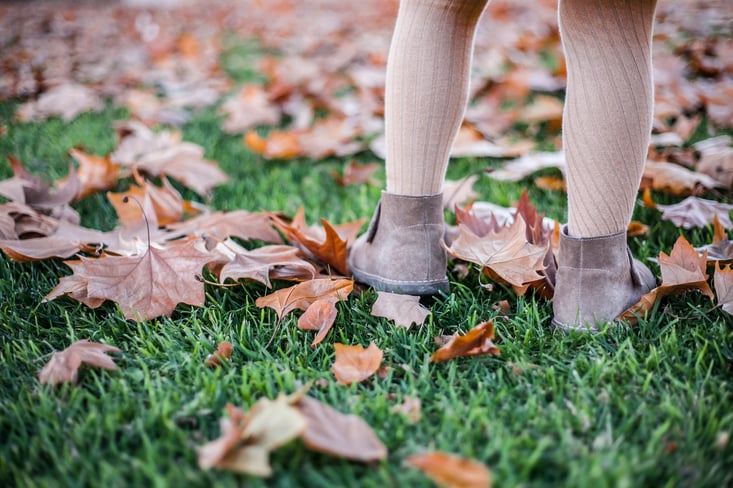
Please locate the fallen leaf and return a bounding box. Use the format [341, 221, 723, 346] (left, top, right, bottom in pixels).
[370, 292, 431, 329]
[714, 262, 733, 316]
[219, 244, 317, 288]
[405, 452, 492, 488]
[68, 148, 121, 200]
[627, 221, 650, 237]
[255, 278, 353, 320]
[296, 395, 387, 462]
[0, 156, 81, 210]
[332, 342, 383, 385]
[648, 195, 733, 229]
[244, 130, 301, 160]
[332, 160, 380, 187]
[205, 341, 233, 368]
[446, 216, 547, 294]
[391, 396, 421, 424]
[220, 85, 280, 133]
[16, 83, 104, 122]
[431, 321, 500, 363]
[641, 160, 723, 195]
[443, 175, 479, 210]
[297, 299, 338, 347]
[38, 339, 120, 386]
[44, 237, 217, 321]
[694, 135, 733, 187]
[198, 395, 307, 477]
[488, 151, 565, 182]
[165, 210, 282, 244]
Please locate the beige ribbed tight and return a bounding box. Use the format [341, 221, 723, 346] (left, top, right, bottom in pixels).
[384, 0, 658, 239]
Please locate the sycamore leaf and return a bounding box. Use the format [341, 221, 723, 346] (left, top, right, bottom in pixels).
[618, 236, 713, 323]
[44, 237, 217, 321]
[641, 160, 723, 195]
[370, 292, 431, 329]
[446, 217, 547, 293]
[296, 396, 387, 462]
[165, 210, 283, 244]
[391, 396, 422, 424]
[431, 321, 500, 363]
[332, 342, 383, 385]
[198, 396, 306, 477]
[297, 300, 338, 347]
[405, 452, 492, 488]
[205, 341, 233, 368]
[68, 148, 121, 200]
[714, 262, 733, 316]
[38, 340, 120, 386]
[255, 278, 353, 320]
[650, 196, 733, 229]
[268, 208, 360, 275]
[219, 244, 317, 288]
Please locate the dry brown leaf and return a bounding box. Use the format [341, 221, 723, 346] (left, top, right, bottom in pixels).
[332, 342, 383, 385]
[627, 221, 650, 238]
[641, 160, 723, 195]
[488, 151, 565, 182]
[694, 136, 733, 187]
[0, 156, 81, 210]
[405, 452, 492, 488]
[714, 262, 733, 316]
[221, 85, 280, 133]
[255, 278, 353, 320]
[370, 292, 431, 329]
[68, 148, 121, 200]
[297, 299, 338, 347]
[198, 396, 306, 477]
[297, 395, 387, 462]
[16, 83, 104, 122]
[332, 160, 381, 187]
[391, 396, 421, 424]
[165, 210, 282, 244]
[205, 341, 233, 368]
[646, 193, 733, 229]
[44, 237, 217, 321]
[38, 339, 120, 386]
[618, 236, 713, 323]
[443, 176, 479, 210]
[219, 244, 316, 288]
[431, 321, 500, 363]
[446, 216, 547, 293]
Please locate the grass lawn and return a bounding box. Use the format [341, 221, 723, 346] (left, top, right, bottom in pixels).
[1, 77, 733, 488]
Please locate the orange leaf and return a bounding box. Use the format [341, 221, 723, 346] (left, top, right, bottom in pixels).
[68, 148, 121, 200]
[297, 396, 387, 462]
[205, 341, 233, 368]
[244, 130, 301, 159]
[332, 342, 383, 385]
[255, 278, 353, 320]
[297, 299, 338, 347]
[405, 452, 492, 488]
[430, 321, 500, 363]
[38, 340, 120, 386]
[370, 291, 431, 329]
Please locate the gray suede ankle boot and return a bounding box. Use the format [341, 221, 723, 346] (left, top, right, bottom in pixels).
[552, 226, 656, 332]
[347, 191, 449, 296]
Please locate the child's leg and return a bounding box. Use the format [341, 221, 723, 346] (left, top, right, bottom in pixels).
[553, 0, 658, 330]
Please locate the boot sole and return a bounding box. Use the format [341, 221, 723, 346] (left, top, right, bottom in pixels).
[351, 266, 449, 296]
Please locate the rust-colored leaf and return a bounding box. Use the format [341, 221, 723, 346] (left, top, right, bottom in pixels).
[370, 292, 431, 329]
[205, 341, 233, 368]
[255, 278, 353, 320]
[406, 452, 492, 488]
[44, 237, 217, 321]
[430, 321, 500, 363]
[38, 339, 120, 386]
[332, 342, 383, 385]
[296, 395, 387, 462]
[297, 299, 338, 347]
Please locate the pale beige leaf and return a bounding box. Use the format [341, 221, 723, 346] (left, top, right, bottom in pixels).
[714, 262, 733, 316]
[38, 339, 120, 386]
[370, 292, 431, 329]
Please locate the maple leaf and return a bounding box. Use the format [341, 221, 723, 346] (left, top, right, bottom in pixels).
[44, 237, 217, 321]
[220, 84, 280, 133]
[332, 342, 383, 385]
[268, 208, 361, 276]
[205, 341, 233, 368]
[198, 396, 307, 477]
[297, 300, 338, 347]
[405, 452, 493, 488]
[218, 243, 317, 288]
[618, 236, 714, 324]
[714, 262, 733, 316]
[68, 148, 121, 200]
[391, 396, 422, 424]
[446, 216, 547, 294]
[165, 210, 282, 244]
[255, 278, 353, 320]
[370, 292, 431, 329]
[296, 395, 388, 462]
[38, 339, 120, 386]
[650, 196, 733, 229]
[641, 160, 722, 195]
[431, 321, 500, 363]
